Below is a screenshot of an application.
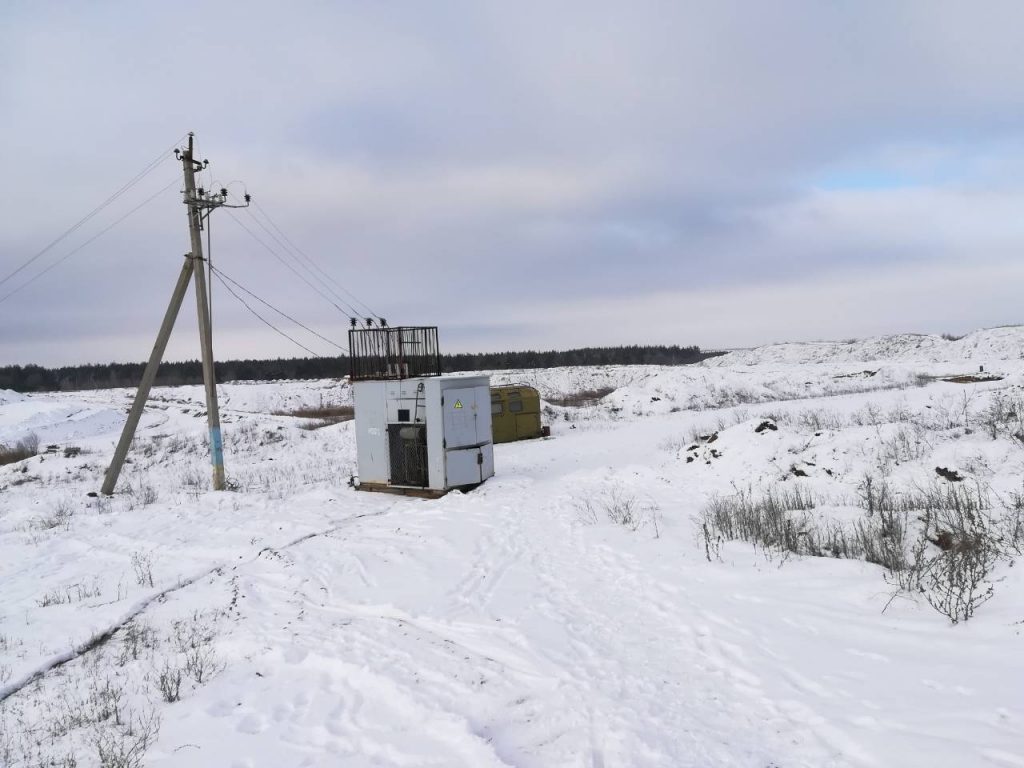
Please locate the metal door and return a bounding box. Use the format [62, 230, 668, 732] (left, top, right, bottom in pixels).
[446, 447, 482, 486]
[443, 387, 482, 449]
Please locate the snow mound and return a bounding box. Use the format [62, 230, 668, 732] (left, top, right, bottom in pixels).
[708, 326, 1024, 366]
[0, 389, 27, 405]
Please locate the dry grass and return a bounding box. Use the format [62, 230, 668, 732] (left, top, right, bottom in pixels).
[547, 387, 615, 407]
[273, 405, 354, 430]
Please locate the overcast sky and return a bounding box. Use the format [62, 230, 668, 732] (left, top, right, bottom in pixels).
[2, 1, 1024, 366]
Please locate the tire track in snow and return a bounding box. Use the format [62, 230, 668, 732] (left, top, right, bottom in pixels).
[484, 490, 849, 768]
[206, 535, 550, 767]
[0, 505, 399, 706]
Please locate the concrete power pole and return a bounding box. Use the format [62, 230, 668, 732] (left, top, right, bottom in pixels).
[101, 133, 247, 496]
[181, 135, 226, 490]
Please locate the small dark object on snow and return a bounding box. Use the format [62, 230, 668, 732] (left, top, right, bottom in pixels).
[754, 420, 778, 433]
[790, 466, 808, 477]
[686, 456, 695, 463]
[935, 466, 964, 482]
[651, 396, 661, 402]
[699, 432, 719, 444]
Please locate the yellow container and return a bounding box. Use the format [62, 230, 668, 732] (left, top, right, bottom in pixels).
[490, 385, 544, 443]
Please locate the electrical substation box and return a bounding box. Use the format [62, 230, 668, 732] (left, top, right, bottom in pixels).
[349, 326, 494, 497]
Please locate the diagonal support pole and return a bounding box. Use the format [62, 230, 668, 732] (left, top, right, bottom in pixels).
[101, 255, 195, 495]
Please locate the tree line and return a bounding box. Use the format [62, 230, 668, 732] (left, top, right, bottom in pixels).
[0, 344, 721, 393]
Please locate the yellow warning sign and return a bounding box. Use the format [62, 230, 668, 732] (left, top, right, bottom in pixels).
[454, 400, 463, 409]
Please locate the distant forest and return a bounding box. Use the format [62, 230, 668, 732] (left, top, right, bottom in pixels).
[0, 345, 721, 394]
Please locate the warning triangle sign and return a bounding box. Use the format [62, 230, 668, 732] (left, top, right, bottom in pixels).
[454, 400, 463, 409]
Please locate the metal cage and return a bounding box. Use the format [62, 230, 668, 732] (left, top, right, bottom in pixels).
[348, 326, 442, 381]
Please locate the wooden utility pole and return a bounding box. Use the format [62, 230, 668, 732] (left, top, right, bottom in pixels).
[101, 133, 247, 495]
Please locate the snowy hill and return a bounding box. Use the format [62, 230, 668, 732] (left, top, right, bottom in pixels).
[0, 389, 26, 405]
[1, 356, 1023, 767]
[708, 325, 1024, 366]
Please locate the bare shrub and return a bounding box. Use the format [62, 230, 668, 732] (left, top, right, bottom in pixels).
[155, 662, 183, 703]
[852, 511, 910, 572]
[702, 485, 817, 556]
[852, 403, 884, 427]
[35, 498, 75, 531]
[184, 645, 223, 685]
[794, 409, 845, 431]
[87, 676, 125, 726]
[130, 551, 154, 588]
[171, 613, 217, 654]
[93, 709, 160, 768]
[137, 483, 158, 506]
[574, 487, 659, 533]
[37, 579, 102, 607]
[981, 390, 1024, 441]
[124, 481, 158, 510]
[604, 488, 638, 527]
[858, 473, 891, 517]
[922, 533, 1000, 623]
[861, 478, 1015, 623]
[877, 425, 931, 466]
[117, 621, 159, 666]
[0, 433, 39, 466]
[703, 477, 1019, 623]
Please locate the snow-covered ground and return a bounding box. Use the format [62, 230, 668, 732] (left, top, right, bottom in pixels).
[2, 328, 1024, 767]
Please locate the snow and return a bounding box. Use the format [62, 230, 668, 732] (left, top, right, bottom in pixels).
[2, 335, 1024, 767]
[709, 325, 1024, 366]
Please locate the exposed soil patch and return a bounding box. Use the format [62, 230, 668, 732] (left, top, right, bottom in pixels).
[547, 387, 616, 407]
[942, 375, 1004, 384]
[273, 405, 354, 430]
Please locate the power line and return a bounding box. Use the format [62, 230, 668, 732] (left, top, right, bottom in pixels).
[209, 267, 323, 358]
[249, 199, 381, 319]
[0, 134, 187, 289]
[242, 206, 364, 318]
[223, 209, 361, 319]
[209, 263, 348, 353]
[0, 176, 181, 305]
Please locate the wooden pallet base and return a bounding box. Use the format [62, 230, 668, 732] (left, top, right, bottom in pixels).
[355, 482, 449, 499]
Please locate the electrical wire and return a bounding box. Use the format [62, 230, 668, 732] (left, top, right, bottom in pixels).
[242, 208, 364, 319]
[0, 134, 187, 289]
[223, 210, 362, 319]
[210, 264, 348, 353]
[209, 267, 324, 358]
[249, 200, 381, 320]
[0, 176, 181, 305]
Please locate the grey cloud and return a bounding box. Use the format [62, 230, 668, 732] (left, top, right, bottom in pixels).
[4, 1, 1024, 365]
